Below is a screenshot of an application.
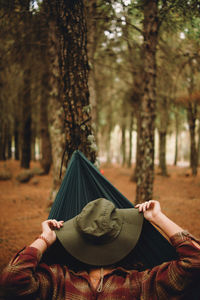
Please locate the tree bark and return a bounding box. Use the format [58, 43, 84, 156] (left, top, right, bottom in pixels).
[106, 127, 112, 164]
[197, 118, 200, 166]
[47, 9, 65, 201]
[105, 104, 113, 164]
[158, 97, 168, 176]
[86, 0, 99, 143]
[57, 0, 96, 165]
[174, 112, 179, 166]
[40, 71, 52, 174]
[31, 132, 36, 161]
[0, 68, 7, 161]
[121, 108, 126, 166]
[7, 130, 12, 159]
[187, 67, 198, 176]
[20, 68, 31, 169]
[159, 131, 168, 176]
[135, 0, 158, 203]
[128, 111, 134, 168]
[187, 102, 198, 176]
[132, 109, 141, 182]
[0, 123, 7, 161]
[14, 119, 20, 160]
[20, 2, 32, 169]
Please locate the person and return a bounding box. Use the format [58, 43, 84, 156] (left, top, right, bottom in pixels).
[0, 198, 200, 300]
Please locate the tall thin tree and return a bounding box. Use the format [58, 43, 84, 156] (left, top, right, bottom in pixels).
[46, 0, 97, 166]
[135, 0, 158, 202]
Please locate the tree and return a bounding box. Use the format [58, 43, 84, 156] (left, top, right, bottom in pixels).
[174, 31, 200, 175]
[135, 0, 159, 202]
[43, 0, 97, 200]
[177, 92, 200, 175]
[56, 0, 97, 165]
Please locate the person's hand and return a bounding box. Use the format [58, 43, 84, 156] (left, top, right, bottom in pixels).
[41, 219, 64, 246]
[135, 200, 162, 223]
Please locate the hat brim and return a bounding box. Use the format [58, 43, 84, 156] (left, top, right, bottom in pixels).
[56, 208, 143, 266]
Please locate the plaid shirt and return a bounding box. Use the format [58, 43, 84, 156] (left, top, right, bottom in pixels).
[0, 231, 200, 300]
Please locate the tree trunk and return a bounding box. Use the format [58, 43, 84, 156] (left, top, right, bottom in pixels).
[31, 133, 36, 161]
[158, 96, 169, 175]
[20, 2, 32, 169]
[135, 0, 158, 203]
[174, 112, 179, 166]
[47, 10, 65, 201]
[14, 122, 20, 160]
[121, 122, 126, 166]
[20, 68, 31, 169]
[132, 109, 141, 182]
[197, 118, 200, 166]
[86, 0, 98, 145]
[44, 0, 97, 203]
[0, 76, 7, 160]
[128, 111, 134, 168]
[48, 96, 65, 199]
[106, 129, 112, 164]
[187, 66, 198, 176]
[105, 106, 113, 164]
[7, 131, 12, 159]
[0, 125, 6, 161]
[56, 0, 96, 165]
[159, 131, 168, 176]
[40, 71, 52, 174]
[187, 102, 198, 176]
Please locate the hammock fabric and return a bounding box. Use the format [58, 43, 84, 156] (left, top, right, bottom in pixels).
[49, 150, 177, 268]
[48, 150, 199, 299]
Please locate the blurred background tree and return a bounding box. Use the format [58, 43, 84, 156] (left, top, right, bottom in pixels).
[0, 0, 200, 203]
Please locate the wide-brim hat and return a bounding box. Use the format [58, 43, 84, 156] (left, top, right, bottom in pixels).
[56, 198, 143, 266]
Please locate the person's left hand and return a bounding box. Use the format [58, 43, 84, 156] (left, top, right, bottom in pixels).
[135, 200, 162, 223]
[41, 219, 64, 246]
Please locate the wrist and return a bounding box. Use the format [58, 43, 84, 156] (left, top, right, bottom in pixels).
[40, 231, 56, 246]
[150, 212, 166, 226]
[37, 235, 51, 248]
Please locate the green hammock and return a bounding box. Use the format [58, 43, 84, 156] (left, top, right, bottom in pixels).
[48, 150, 177, 267]
[48, 150, 199, 298]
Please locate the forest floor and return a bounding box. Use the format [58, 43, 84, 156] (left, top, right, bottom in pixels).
[0, 159, 200, 273]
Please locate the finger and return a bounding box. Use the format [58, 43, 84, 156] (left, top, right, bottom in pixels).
[136, 203, 144, 212]
[53, 220, 61, 228]
[146, 201, 152, 209]
[143, 201, 149, 212]
[141, 202, 147, 211]
[139, 204, 144, 212]
[52, 220, 64, 229]
[48, 219, 56, 227]
[47, 219, 58, 229]
[56, 221, 64, 228]
[135, 204, 141, 210]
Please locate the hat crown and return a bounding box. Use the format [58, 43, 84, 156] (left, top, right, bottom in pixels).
[76, 198, 122, 243]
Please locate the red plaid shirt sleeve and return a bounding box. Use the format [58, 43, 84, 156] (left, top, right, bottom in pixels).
[0, 247, 44, 298]
[0, 231, 200, 300]
[137, 231, 200, 299]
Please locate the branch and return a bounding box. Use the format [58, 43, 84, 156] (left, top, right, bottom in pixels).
[91, 16, 144, 35]
[125, 20, 144, 35]
[158, 2, 177, 29]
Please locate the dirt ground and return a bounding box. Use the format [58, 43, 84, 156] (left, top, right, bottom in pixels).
[0, 159, 200, 273]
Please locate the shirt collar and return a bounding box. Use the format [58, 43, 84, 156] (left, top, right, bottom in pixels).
[68, 266, 130, 278]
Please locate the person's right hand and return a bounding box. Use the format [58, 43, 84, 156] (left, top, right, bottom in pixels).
[41, 219, 64, 246]
[135, 200, 162, 223]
